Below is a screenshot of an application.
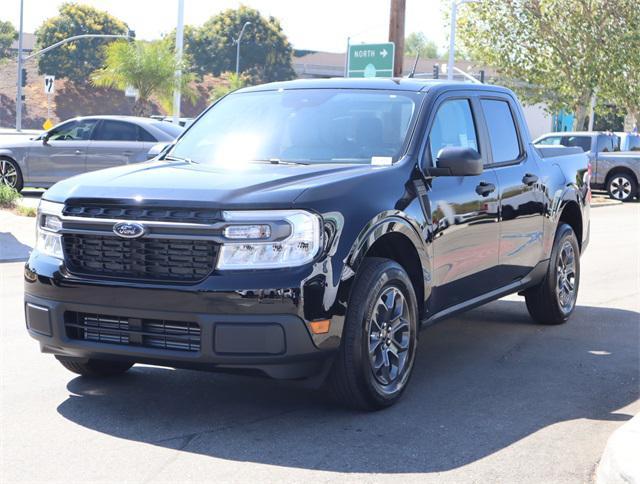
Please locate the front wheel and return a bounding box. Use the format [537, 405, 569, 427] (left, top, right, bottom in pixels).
[0, 158, 23, 192]
[56, 356, 133, 377]
[327, 257, 418, 410]
[524, 223, 580, 325]
[607, 173, 637, 202]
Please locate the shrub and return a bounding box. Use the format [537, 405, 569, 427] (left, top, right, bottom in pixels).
[0, 184, 20, 208]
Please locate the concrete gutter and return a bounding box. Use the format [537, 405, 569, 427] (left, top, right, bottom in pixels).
[597, 414, 640, 483]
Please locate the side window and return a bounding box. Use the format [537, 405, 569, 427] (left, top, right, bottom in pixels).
[537, 136, 562, 146]
[47, 119, 97, 141]
[137, 126, 157, 142]
[92, 120, 139, 141]
[481, 99, 521, 163]
[428, 99, 479, 163]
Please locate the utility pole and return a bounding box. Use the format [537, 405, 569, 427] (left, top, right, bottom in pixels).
[173, 0, 185, 124]
[235, 21, 252, 76]
[388, 0, 405, 77]
[15, 0, 24, 131]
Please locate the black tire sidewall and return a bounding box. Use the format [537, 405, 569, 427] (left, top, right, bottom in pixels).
[347, 260, 418, 408]
[547, 224, 580, 321]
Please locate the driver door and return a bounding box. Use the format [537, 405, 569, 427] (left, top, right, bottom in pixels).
[26, 119, 97, 184]
[421, 95, 501, 314]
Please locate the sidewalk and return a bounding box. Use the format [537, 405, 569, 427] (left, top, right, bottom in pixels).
[0, 210, 36, 262]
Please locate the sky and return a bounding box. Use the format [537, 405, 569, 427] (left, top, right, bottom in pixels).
[4, 0, 450, 54]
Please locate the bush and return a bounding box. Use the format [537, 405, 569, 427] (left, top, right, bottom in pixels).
[0, 184, 21, 208]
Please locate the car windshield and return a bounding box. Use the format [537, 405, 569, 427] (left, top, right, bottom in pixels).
[168, 89, 418, 165]
[154, 122, 184, 138]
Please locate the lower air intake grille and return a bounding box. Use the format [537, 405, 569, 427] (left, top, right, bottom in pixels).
[65, 312, 201, 352]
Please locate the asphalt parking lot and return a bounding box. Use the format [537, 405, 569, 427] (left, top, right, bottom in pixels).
[1, 203, 638, 483]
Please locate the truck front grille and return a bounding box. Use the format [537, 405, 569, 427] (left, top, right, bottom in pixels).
[65, 312, 201, 352]
[62, 234, 217, 282]
[63, 204, 222, 224]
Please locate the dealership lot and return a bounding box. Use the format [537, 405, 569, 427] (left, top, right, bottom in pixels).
[1, 203, 638, 483]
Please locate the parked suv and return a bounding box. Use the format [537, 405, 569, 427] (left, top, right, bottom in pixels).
[25, 80, 590, 409]
[535, 131, 640, 201]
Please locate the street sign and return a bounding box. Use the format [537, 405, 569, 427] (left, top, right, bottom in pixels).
[347, 42, 395, 78]
[42, 119, 53, 130]
[44, 75, 55, 94]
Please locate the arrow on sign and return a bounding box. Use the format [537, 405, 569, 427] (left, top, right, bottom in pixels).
[380, 49, 388, 58]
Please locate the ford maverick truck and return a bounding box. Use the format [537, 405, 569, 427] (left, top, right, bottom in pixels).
[25, 79, 590, 410]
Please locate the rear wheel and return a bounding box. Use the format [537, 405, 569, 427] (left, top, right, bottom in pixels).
[607, 172, 637, 202]
[327, 257, 418, 410]
[56, 356, 133, 377]
[524, 223, 580, 325]
[0, 158, 23, 192]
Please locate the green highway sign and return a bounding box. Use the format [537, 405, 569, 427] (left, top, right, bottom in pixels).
[347, 42, 395, 78]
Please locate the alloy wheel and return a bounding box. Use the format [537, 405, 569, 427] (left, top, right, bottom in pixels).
[368, 286, 412, 386]
[0, 160, 18, 188]
[609, 176, 632, 200]
[556, 240, 577, 314]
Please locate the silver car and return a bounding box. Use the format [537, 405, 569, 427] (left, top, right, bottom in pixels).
[0, 116, 183, 192]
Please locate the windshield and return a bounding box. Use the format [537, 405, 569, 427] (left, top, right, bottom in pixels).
[154, 121, 184, 138]
[168, 89, 418, 165]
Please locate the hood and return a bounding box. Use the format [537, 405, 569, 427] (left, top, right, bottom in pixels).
[0, 137, 37, 150]
[43, 160, 386, 208]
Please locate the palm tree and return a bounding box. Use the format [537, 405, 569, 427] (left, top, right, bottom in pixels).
[92, 40, 195, 116]
[209, 72, 247, 103]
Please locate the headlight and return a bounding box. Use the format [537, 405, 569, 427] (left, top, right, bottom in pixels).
[36, 200, 64, 259]
[217, 210, 322, 269]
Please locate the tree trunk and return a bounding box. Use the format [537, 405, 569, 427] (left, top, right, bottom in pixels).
[573, 104, 587, 131]
[624, 111, 638, 132]
[133, 98, 151, 117]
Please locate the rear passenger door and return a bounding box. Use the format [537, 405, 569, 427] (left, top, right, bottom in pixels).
[479, 96, 545, 283]
[86, 120, 157, 172]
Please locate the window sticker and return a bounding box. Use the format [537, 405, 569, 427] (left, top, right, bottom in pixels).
[371, 156, 393, 166]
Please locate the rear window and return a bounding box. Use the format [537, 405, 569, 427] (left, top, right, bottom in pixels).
[481, 99, 521, 163]
[154, 122, 184, 139]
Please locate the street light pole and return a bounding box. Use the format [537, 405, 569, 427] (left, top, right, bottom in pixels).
[447, 0, 479, 81]
[173, 0, 185, 124]
[15, 0, 25, 131]
[235, 21, 252, 76]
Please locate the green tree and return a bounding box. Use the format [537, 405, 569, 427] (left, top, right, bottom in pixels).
[0, 20, 17, 60]
[187, 6, 295, 83]
[405, 32, 438, 59]
[457, 0, 640, 130]
[208, 72, 247, 103]
[35, 3, 128, 82]
[91, 40, 196, 116]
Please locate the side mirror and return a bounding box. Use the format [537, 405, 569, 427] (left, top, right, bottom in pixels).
[42, 134, 50, 145]
[428, 146, 483, 176]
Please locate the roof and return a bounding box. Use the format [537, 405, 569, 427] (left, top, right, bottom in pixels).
[539, 132, 612, 137]
[238, 77, 513, 94]
[71, 115, 169, 126]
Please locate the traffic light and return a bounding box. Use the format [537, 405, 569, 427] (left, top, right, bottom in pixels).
[21, 68, 27, 87]
[433, 64, 439, 80]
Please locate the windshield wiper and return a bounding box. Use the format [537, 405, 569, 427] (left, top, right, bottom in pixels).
[250, 158, 309, 166]
[164, 154, 198, 164]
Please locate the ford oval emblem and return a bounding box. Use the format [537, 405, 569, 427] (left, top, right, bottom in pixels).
[113, 222, 146, 239]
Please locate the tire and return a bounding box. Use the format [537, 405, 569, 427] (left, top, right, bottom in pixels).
[607, 172, 637, 202]
[0, 157, 23, 192]
[524, 223, 580, 325]
[55, 356, 133, 377]
[327, 257, 418, 410]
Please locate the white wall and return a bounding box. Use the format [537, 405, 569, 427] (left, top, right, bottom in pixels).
[522, 103, 553, 140]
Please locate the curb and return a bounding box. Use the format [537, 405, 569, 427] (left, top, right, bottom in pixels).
[591, 201, 623, 208]
[596, 414, 640, 483]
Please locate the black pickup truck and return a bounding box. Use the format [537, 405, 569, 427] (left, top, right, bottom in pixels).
[24, 79, 590, 410]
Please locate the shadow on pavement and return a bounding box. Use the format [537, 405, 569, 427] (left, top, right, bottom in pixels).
[0, 231, 33, 262]
[56, 300, 639, 473]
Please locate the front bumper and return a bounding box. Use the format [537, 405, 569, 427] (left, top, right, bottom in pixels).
[24, 253, 344, 380]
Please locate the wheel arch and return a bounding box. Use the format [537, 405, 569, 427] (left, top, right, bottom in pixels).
[605, 165, 638, 186]
[342, 213, 429, 319]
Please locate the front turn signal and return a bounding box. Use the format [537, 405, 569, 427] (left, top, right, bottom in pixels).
[309, 319, 331, 334]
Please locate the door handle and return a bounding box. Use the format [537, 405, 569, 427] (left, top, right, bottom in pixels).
[475, 181, 496, 197]
[522, 173, 539, 185]
[74, 150, 82, 155]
